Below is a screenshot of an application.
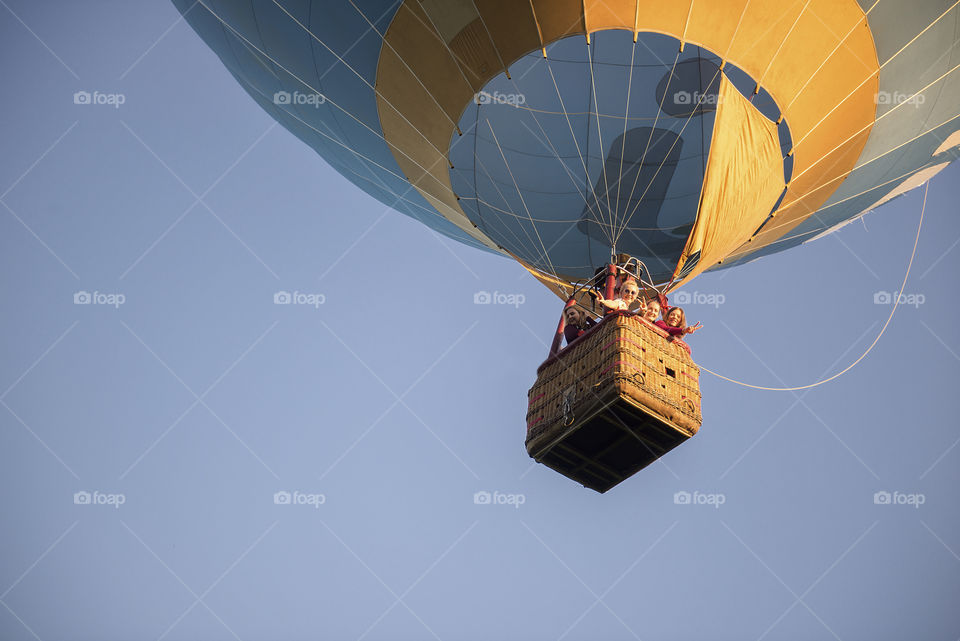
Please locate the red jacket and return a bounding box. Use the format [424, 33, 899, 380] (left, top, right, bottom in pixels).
[563, 318, 597, 345]
[654, 320, 685, 336]
[654, 320, 692, 355]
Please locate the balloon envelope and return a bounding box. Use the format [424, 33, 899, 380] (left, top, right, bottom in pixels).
[174, 0, 960, 289]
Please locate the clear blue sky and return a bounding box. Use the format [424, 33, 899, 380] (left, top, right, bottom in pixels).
[1, 2, 958, 640]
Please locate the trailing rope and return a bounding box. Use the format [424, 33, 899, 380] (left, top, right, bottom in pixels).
[700, 181, 927, 391]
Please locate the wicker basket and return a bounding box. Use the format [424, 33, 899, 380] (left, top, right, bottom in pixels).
[525, 312, 703, 492]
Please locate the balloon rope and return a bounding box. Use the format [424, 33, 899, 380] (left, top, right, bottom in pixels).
[472, 156, 559, 268]
[616, 64, 724, 247]
[701, 181, 927, 391]
[613, 39, 638, 232]
[792, 58, 960, 184]
[613, 49, 681, 245]
[790, 0, 960, 156]
[728, 109, 960, 256]
[463, 2, 604, 224]
[486, 120, 562, 281]
[198, 0, 462, 199]
[585, 38, 615, 238]
[543, 58, 609, 233]
[781, 0, 881, 114]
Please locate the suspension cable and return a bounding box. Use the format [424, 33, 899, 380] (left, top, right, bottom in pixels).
[700, 182, 927, 391]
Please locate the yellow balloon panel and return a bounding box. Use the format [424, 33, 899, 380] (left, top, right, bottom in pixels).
[374, 0, 879, 282]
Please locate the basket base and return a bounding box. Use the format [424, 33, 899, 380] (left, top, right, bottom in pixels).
[527, 391, 692, 493]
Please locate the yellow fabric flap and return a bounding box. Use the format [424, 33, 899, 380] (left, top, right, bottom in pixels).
[671, 74, 786, 288]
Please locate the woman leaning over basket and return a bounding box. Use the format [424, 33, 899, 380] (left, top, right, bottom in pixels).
[655, 306, 703, 338]
[562, 305, 596, 346]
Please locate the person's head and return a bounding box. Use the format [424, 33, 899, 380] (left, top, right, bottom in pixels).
[643, 298, 661, 321]
[564, 306, 586, 326]
[618, 278, 640, 306]
[665, 306, 686, 329]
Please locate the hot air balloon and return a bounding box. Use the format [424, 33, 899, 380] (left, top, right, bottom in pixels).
[174, 0, 960, 490]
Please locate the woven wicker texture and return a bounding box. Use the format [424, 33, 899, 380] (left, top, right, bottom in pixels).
[526, 313, 702, 456]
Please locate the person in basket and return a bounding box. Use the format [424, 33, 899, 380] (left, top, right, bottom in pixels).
[594, 277, 642, 313]
[562, 305, 597, 346]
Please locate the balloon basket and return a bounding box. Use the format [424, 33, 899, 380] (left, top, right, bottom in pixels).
[526, 313, 702, 493]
